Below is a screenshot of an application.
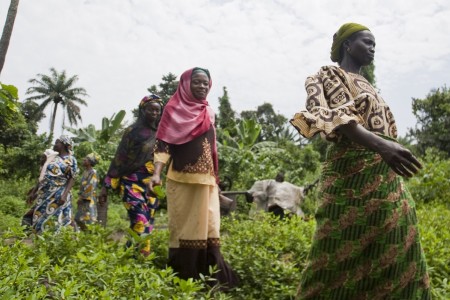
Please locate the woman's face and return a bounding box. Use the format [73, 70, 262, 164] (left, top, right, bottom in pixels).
[82, 157, 91, 168]
[142, 102, 162, 123]
[348, 30, 376, 66]
[190, 72, 210, 100]
[53, 139, 64, 152]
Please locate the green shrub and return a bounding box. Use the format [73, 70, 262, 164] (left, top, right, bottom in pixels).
[221, 212, 315, 299]
[417, 205, 450, 299]
[407, 150, 450, 205]
[0, 178, 449, 299]
[0, 227, 228, 299]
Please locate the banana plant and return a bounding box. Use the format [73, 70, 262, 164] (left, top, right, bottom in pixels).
[65, 110, 126, 144]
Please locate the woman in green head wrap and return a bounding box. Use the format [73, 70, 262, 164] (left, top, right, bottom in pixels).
[330, 22, 370, 63]
[290, 24, 431, 299]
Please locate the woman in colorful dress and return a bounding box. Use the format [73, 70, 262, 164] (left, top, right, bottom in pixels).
[290, 23, 431, 299]
[75, 153, 100, 231]
[30, 135, 78, 233]
[148, 67, 239, 290]
[100, 95, 163, 256]
[22, 148, 59, 230]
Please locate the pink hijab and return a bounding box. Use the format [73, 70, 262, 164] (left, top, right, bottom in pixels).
[156, 67, 219, 182]
[156, 68, 214, 144]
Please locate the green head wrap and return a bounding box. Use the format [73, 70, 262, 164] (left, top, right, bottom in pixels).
[330, 23, 370, 62]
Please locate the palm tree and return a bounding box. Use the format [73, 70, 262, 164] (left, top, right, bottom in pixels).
[0, 0, 19, 74]
[26, 68, 88, 143]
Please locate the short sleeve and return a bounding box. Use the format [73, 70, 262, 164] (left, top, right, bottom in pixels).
[154, 139, 171, 164]
[290, 66, 364, 142]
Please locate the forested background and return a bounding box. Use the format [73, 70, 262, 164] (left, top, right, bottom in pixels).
[1, 2, 449, 297]
[1, 66, 449, 299]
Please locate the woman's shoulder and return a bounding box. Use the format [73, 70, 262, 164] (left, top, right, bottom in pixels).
[305, 65, 342, 84]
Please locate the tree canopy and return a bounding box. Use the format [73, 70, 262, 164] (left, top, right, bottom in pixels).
[408, 85, 450, 157]
[26, 68, 88, 143]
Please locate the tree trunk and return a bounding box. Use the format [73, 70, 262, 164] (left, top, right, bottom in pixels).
[49, 102, 58, 145]
[0, 0, 20, 75]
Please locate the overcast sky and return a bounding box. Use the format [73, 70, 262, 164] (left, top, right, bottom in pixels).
[1, 0, 449, 138]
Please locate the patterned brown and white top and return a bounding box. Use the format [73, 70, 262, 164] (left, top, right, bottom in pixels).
[290, 65, 398, 142]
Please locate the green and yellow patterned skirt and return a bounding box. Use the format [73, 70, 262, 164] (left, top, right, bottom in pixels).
[297, 140, 431, 300]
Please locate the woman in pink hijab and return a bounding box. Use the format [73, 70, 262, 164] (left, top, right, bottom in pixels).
[149, 67, 238, 290]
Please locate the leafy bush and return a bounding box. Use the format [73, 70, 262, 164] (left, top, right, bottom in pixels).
[0, 177, 449, 299]
[221, 212, 315, 299]
[0, 227, 227, 299]
[417, 205, 450, 299]
[406, 149, 450, 205]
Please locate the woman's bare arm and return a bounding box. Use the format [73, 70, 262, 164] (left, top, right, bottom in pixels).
[338, 122, 422, 177]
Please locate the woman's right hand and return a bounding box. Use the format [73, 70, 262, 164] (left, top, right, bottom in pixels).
[148, 174, 162, 194]
[339, 123, 422, 178]
[377, 139, 422, 178]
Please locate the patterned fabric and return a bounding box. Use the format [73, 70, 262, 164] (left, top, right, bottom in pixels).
[58, 135, 73, 153]
[290, 66, 397, 142]
[139, 94, 163, 108]
[105, 102, 160, 180]
[75, 168, 98, 227]
[85, 152, 100, 166]
[108, 164, 159, 256]
[154, 125, 217, 186]
[31, 154, 78, 233]
[296, 140, 431, 299]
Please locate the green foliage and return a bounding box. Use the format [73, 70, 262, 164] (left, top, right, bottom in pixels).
[26, 68, 88, 144]
[216, 87, 236, 133]
[0, 82, 30, 152]
[240, 103, 287, 142]
[218, 119, 321, 191]
[360, 61, 376, 86]
[221, 213, 315, 299]
[0, 227, 225, 299]
[147, 72, 179, 105]
[221, 118, 261, 150]
[409, 85, 450, 157]
[417, 205, 450, 299]
[0, 82, 19, 125]
[406, 149, 450, 205]
[0, 177, 449, 299]
[65, 110, 127, 184]
[0, 108, 29, 151]
[20, 100, 46, 134]
[0, 134, 48, 179]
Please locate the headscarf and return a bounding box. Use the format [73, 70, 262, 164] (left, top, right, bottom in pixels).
[106, 95, 164, 178]
[58, 135, 73, 152]
[156, 67, 214, 145]
[86, 152, 101, 166]
[330, 23, 370, 62]
[139, 94, 163, 108]
[39, 149, 59, 182]
[156, 67, 219, 182]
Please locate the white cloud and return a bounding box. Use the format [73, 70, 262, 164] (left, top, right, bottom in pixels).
[1, 0, 449, 138]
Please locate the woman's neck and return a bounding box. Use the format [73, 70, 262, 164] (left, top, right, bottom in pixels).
[339, 57, 361, 74]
